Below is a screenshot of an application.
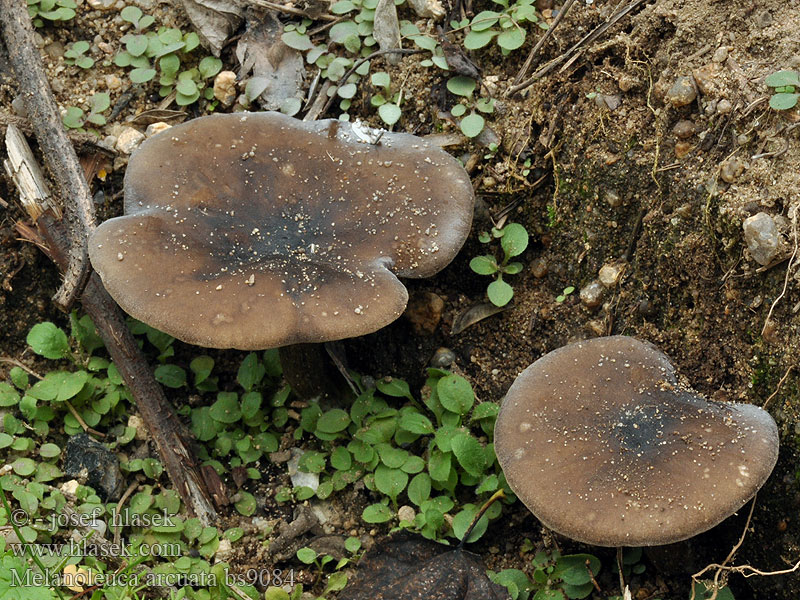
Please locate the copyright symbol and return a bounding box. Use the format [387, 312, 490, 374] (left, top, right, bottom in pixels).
[10, 509, 28, 526]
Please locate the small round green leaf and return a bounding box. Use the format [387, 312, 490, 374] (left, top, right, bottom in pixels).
[470, 10, 500, 31]
[460, 112, 485, 138]
[497, 27, 525, 51]
[437, 374, 475, 415]
[209, 392, 241, 423]
[198, 56, 222, 79]
[464, 29, 496, 50]
[500, 223, 529, 258]
[407, 472, 431, 506]
[317, 409, 351, 433]
[447, 76, 476, 97]
[765, 70, 800, 88]
[154, 364, 186, 388]
[378, 103, 401, 126]
[130, 67, 156, 83]
[450, 430, 487, 477]
[296, 547, 317, 564]
[487, 278, 514, 306]
[470, 255, 498, 275]
[27, 322, 70, 359]
[362, 503, 393, 523]
[769, 92, 799, 110]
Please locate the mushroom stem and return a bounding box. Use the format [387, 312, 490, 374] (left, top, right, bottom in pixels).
[278, 343, 351, 400]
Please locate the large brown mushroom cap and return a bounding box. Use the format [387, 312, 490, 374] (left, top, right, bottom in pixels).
[495, 336, 779, 547]
[89, 112, 473, 349]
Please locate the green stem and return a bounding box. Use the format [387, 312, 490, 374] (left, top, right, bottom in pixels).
[458, 489, 505, 548]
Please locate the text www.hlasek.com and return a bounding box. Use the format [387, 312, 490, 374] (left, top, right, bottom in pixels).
[8, 539, 181, 558]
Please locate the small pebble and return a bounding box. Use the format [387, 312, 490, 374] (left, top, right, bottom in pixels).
[115, 127, 145, 154]
[743, 213, 779, 266]
[716, 98, 732, 114]
[44, 41, 65, 59]
[430, 347, 456, 368]
[214, 539, 233, 562]
[665, 76, 697, 107]
[712, 46, 729, 63]
[397, 505, 416, 523]
[598, 262, 625, 288]
[530, 257, 548, 278]
[617, 73, 639, 92]
[579, 280, 604, 309]
[672, 120, 695, 139]
[693, 63, 720, 96]
[675, 142, 691, 158]
[604, 189, 622, 208]
[145, 122, 171, 137]
[720, 158, 744, 183]
[637, 298, 656, 318]
[105, 74, 122, 90]
[213, 71, 237, 106]
[86, 0, 116, 10]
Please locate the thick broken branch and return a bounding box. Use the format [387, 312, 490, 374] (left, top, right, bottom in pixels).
[6, 124, 223, 524]
[27, 216, 223, 524]
[0, 0, 95, 310]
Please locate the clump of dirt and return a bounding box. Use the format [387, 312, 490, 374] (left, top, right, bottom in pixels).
[2, 0, 800, 598]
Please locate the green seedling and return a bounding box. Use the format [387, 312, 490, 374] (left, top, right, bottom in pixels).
[370, 71, 402, 126]
[470, 222, 529, 306]
[113, 11, 222, 108]
[491, 550, 602, 600]
[27, 0, 76, 26]
[447, 76, 496, 138]
[120, 5, 155, 31]
[63, 41, 94, 69]
[459, 0, 548, 54]
[555, 286, 575, 303]
[765, 69, 800, 111]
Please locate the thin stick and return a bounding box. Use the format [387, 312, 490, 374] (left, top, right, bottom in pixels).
[0, 0, 96, 310]
[247, 0, 337, 20]
[763, 365, 794, 410]
[617, 547, 625, 595]
[64, 400, 106, 438]
[691, 497, 757, 600]
[0, 356, 43, 379]
[458, 489, 505, 547]
[512, 0, 578, 85]
[7, 129, 221, 524]
[113, 481, 139, 547]
[506, 0, 646, 96]
[761, 210, 798, 337]
[319, 48, 424, 116]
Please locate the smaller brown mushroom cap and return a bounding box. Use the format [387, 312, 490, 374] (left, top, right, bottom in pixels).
[89, 112, 474, 350]
[495, 336, 779, 547]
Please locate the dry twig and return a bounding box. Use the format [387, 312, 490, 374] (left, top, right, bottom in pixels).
[506, 0, 647, 96]
[512, 0, 578, 85]
[4, 121, 222, 524]
[0, 0, 95, 310]
[761, 209, 798, 337]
